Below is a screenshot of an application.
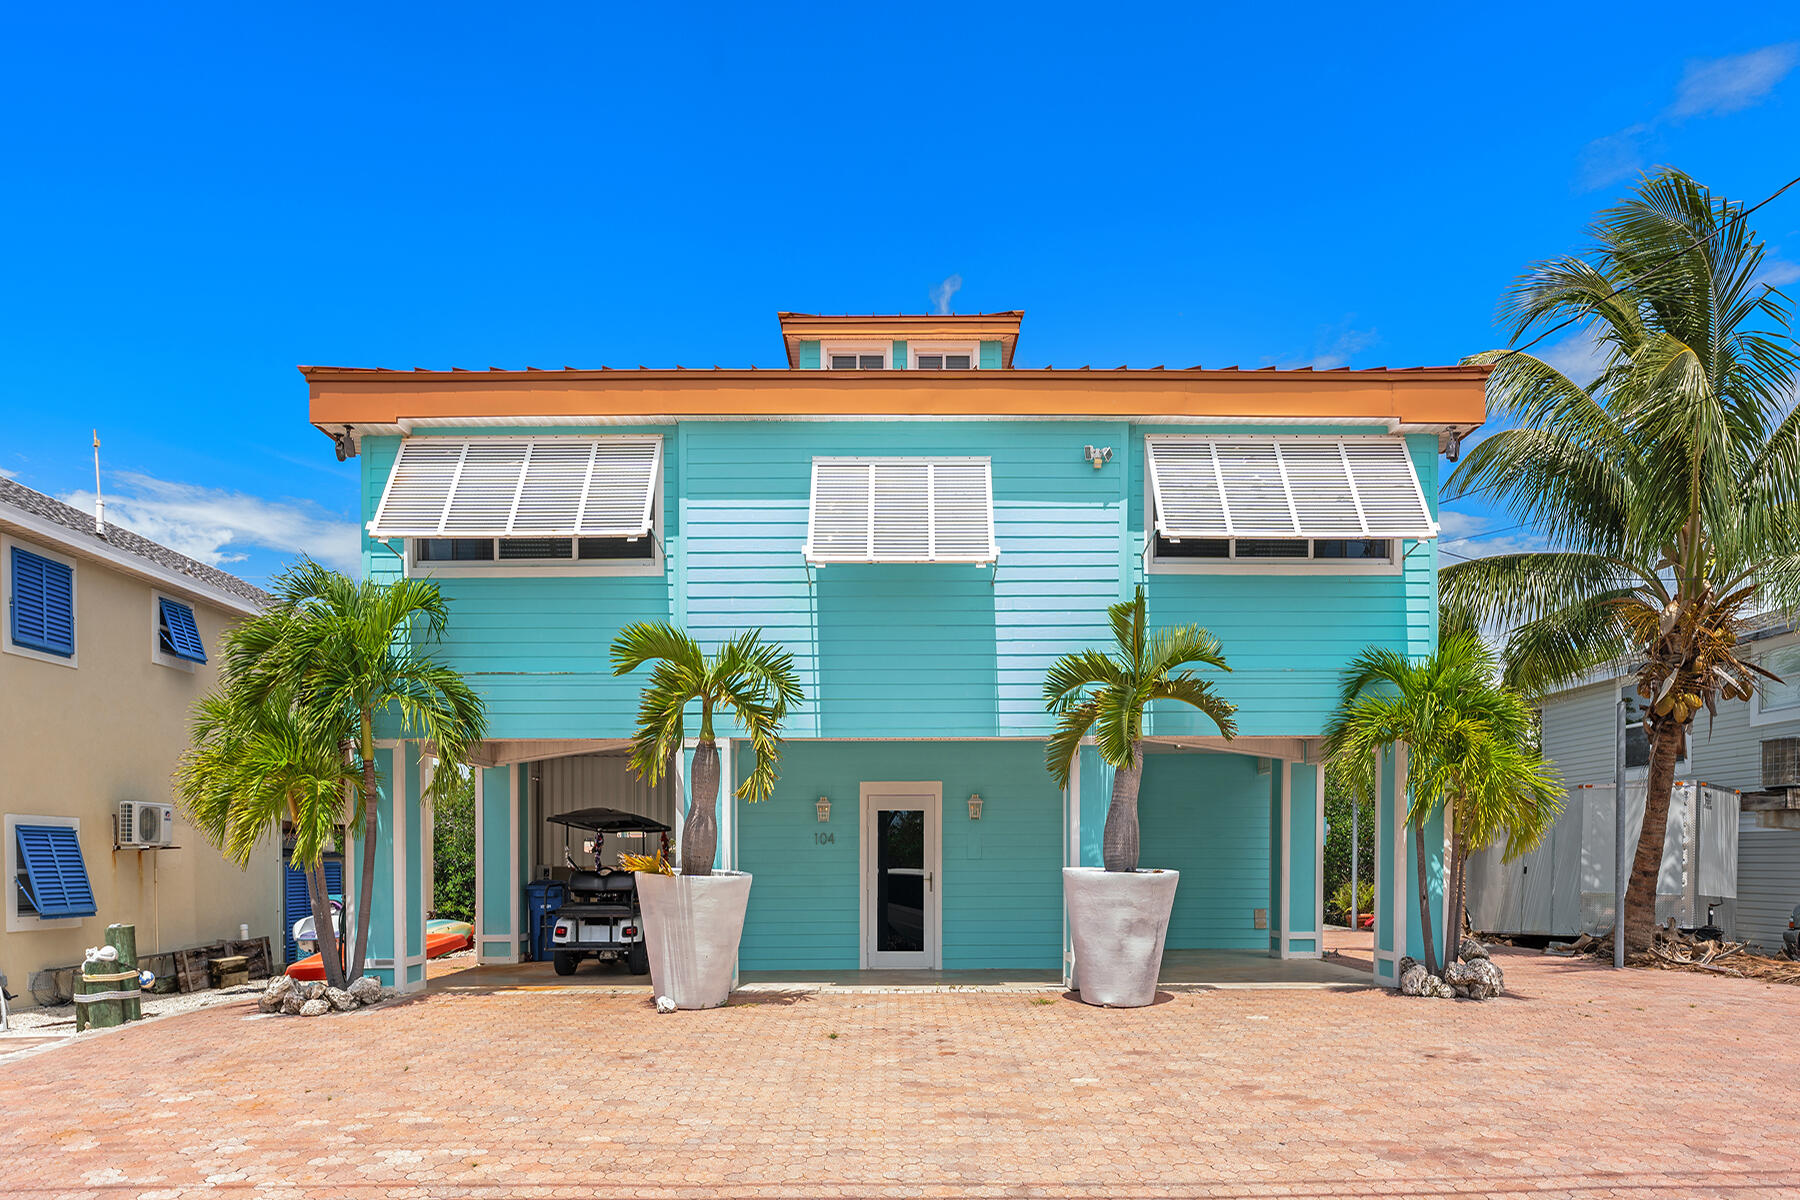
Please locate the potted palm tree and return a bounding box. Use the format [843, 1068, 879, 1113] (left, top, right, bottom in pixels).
[1045, 587, 1236, 1007]
[611, 624, 802, 1009]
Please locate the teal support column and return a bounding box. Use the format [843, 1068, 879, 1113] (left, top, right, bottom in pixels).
[1372, 744, 1447, 985]
[1267, 761, 1281, 955]
[363, 744, 403, 990]
[478, 764, 518, 963]
[1282, 761, 1322, 957]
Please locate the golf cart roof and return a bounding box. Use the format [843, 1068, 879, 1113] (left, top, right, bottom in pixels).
[545, 807, 672, 834]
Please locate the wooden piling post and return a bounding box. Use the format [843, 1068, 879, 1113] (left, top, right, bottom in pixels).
[106, 924, 142, 1021]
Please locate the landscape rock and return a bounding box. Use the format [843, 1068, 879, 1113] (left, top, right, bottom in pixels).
[299, 998, 331, 1017]
[257, 976, 293, 1013]
[655, 995, 677, 1014]
[347, 976, 383, 1005]
[1445, 956, 1506, 1000]
[301, 981, 326, 1002]
[1398, 957, 1456, 999]
[1459, 936, 1491, 961]
[281, 992, 305, 1015]
[324, 986, 357, 1012]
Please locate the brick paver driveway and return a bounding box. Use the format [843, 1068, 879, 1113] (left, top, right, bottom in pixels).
[4, 948, 1795, 1199]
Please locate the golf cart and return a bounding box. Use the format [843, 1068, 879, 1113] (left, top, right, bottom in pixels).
[546, 807, 671, 977]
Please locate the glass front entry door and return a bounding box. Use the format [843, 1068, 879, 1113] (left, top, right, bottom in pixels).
[861, 786, 939, 968]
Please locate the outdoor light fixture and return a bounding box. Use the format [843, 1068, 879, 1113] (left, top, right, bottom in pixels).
[968, 793, 983, 820]
[1084, 445, 1114, 470]
[816, 796, 831, 823]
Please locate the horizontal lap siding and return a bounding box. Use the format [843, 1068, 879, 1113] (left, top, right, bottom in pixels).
[363, 431, 677, 740]
[1139, 752, 1272, 949]
[734, 741, 1063, 970]
[1128, 429, 1437, 738]
[1541, 682, 1624, 786]
[683, 422, 1121, 739]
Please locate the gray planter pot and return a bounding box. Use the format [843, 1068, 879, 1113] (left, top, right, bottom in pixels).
[637, 870, 752, 1010]
[1064, 867, 1178, 1008]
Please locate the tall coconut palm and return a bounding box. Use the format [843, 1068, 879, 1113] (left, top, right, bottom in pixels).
[1443, 170, 1800, 953]
[611, 624, 803, 876]
[1324, 634, 1563, 978]
[176, 686, 360, 989]
[229, 561, 488, 982]
[1044, 587, 1237, 872]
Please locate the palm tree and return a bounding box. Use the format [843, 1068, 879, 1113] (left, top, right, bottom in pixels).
[229, 561, 488, 982]
[1443, 170, 1800, 953]
[611, 624, 803, 876]
[176, 687, 360, 989]
[1044, 587, 1237, 872]
[1324, 634, 1564, 978]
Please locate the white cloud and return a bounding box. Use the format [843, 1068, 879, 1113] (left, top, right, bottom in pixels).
[1535, 326, 1608, 385]
[928, 274, 963, 315]
[1263, 319, 1378, 370]
[1579, 42, 1797, 191]
[59, 471, 361, 574]
[0, 466, 15, 479]
[1671, 43, 1799, 117]
[1757, 258, 1800, 287]
[1437, 508, 1545, 562]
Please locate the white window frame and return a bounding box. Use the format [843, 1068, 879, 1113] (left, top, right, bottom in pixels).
[1142, 474, 1405, 576]
[1623, 687, 1689, 778]
[1, 534, 79, 669]
[396, 447, 665, 579]
[1749, 636, 1800, 727]
[803, 456, 999, 565]
[858, 781, 943, 970]
[151, 590, 201, 672]
[821, 342, 890, 371]
[5, 813, 86, 932]
[909, 341, 979, 370]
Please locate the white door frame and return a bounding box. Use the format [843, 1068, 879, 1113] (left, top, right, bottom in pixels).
[858, 781, 942, 969]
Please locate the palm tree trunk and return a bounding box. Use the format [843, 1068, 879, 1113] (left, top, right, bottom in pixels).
[682, 739, 720, 877]
[1102, 740, 1144, 873]
[1411, 815, 1439, 978]
[350, 712, 378, 982]
[1622, 719, 1682, 954]
[1443, 819, 1466, 966]
[304, 863, 348, 991]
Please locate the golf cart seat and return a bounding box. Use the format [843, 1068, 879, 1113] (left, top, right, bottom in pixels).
[567, 869, 636, 895]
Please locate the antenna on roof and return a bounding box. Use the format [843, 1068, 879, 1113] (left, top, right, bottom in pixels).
[91, 429, 105, 535]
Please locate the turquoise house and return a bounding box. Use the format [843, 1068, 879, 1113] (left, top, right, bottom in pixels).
[302, 311, 1487, 992]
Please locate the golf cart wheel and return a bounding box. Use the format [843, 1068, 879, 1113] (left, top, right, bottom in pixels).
[553, 951, 580, 977]
[627, 941, 649, 976]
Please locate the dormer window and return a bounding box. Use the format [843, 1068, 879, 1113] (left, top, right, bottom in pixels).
[824, 344, 889, 370]
[910, 343, 977, 370]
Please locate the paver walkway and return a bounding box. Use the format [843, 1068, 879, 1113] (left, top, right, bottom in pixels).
[3, 947, 1795, 1199]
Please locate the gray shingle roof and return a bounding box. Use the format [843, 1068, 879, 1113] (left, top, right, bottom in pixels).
[0, 476, 270, 607]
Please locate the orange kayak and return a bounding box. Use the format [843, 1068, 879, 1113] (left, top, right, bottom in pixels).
[286, 928, 473, 981]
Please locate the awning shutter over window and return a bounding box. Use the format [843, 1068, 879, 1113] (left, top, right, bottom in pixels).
[369, 437, 661, 539]
[158, 597, 207, 663]
[14, 824, 97, 919]
[804, 457, 998, 564]
[1146, 437, 1437, 540]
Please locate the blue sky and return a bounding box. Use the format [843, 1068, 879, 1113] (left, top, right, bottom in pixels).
[2, 6, 1797, 585]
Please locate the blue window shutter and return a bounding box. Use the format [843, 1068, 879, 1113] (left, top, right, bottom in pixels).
[979, 340, 1003, 370]
[14, 824, 97, 919]
[797, 340, 820, 370]
[284, 856, 345, 962]
[9, 547, 74, 657]
[892, 340, 908, 368]
[158, 597, 207, 662]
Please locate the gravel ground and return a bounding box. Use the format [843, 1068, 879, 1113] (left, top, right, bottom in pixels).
[1, 978, 269, 1035]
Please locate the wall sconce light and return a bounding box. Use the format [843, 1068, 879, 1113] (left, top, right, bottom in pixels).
[968, 793, 983, 820]
[816, 796, 831, 823]
[1084, 445, 1114, 470]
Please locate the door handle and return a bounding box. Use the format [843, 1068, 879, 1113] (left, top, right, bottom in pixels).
[927, 871, 934, 893]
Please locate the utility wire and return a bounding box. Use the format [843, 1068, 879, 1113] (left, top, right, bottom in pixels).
[1497, 171, 1800, 363]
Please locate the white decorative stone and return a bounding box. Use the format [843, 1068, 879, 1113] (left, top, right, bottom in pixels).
[1459, 936, 1491, 961]
[324, 986, 357, 1012]
[655, 995, 677, 1014]
[1064, 867, 1179, 1008]
[281, 993, 305, 1015]
[1445, 956, 1505, 1000]
[347, 976, 383, 1005]
[299, 998, 331, 1017]
[1398, 957, 1456, 999]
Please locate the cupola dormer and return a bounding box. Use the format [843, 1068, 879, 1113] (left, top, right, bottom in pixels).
[777, 311, 1023, 371]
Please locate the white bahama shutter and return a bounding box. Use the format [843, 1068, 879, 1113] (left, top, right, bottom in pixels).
[1146, 435, 1437, 540]
[369, 436, 661, 539]
[804, 457, 998, 564]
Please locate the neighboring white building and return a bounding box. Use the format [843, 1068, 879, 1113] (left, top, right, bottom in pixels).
[1467, 616, 1800, 953]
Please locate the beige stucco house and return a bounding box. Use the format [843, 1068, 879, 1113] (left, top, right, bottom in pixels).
[2, 477, 278, 1008]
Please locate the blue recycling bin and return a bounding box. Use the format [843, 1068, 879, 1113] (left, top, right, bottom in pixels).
[524, 879, 568, 962]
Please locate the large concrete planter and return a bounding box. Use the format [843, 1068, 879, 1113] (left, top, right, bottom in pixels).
[637, 870, 752, 1010]
[1064, 867, 1178, 1008]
